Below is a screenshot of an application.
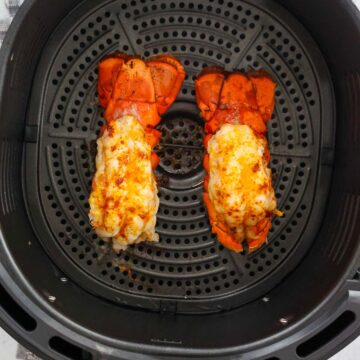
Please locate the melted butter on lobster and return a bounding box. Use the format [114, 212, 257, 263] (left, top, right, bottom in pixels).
[89, 53, 185, 251]
[195, 67, 282, 253]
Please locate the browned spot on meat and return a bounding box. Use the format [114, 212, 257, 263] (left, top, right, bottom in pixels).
[139, 212, 149, 221]
[116, 177, 124, 186]
[259, 183, 268, 191]
[107, 124, 115, 137]
[252, 163, 260, 172]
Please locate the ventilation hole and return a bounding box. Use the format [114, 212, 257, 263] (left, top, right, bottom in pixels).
[49, 337, 93, 360]
[0, 283, 37, 331]
[296, 311, 355, 358]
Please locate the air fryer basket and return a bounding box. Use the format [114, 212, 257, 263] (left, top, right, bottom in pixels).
[24, 0, 335, 313]
[0, 0, 360, 359]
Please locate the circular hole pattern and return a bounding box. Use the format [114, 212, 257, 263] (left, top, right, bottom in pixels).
[157, 118, 204, 175]
[37, 0, 324, 309]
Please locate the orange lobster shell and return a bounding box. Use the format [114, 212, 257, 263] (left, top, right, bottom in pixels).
[98, 52, 185, 168]
[195, 67, 282, 253]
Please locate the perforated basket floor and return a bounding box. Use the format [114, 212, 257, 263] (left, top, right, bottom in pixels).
[24, 0, 334, 313]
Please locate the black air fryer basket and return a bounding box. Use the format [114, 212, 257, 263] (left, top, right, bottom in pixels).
[0, 0, 360, 359]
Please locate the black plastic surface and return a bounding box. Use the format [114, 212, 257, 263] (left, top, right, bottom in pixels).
[23, 0, 334, 313]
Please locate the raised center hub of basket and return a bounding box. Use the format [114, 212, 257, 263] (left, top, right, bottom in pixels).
[156, 116, 204, 176]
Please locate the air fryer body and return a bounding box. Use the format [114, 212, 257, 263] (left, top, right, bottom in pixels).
[0, 1, 359, 359]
